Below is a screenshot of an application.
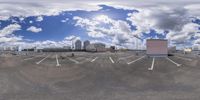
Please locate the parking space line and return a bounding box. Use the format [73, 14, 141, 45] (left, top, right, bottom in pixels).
[148, 57, 155, 71]
[109, 57, 115, 63]
[68, 58, 79, 64]
[23, 54, 46, 61]
[56, 54, 61, 66]
[79, 58, 91, 64]
[175, 56, 192, 61]
[23, 57, 35, 61]
[118, 55, 135, 61]
[166, 57, 181, 67]
[127, 56, 145, 65]
[91, 57, 98, 62]
[36, 55, 49, 65]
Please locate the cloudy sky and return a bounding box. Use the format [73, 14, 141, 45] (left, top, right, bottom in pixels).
[0, 0, 200, 49]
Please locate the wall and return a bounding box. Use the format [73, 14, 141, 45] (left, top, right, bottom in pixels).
[147, 40, 168, 56]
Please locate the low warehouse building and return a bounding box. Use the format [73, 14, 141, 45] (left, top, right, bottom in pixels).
[146, 39, 168, 57]
[86, 44, 96, 52]
[86, 43, 106, 52]
[183, 48, 192, 54]
[168, 46, 176, 54]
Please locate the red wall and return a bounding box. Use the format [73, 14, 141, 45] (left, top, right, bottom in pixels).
[147, 40, 168, 55]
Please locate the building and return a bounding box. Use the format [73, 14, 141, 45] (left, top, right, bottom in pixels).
[193, 46, 199, 51]
[146, 39, 168, 57]
[86, 43, 106, 52]
[17, 46, 22, 52]
[168, 46, 176, 54]
[63, 46, 71, 50]
[42, 47, 71, 52]
[75, 40, 82, 51]
[110, 46, 116, 52]
[86, 44, 96, 52]
[94, 43, 106, 52]
[83, 40, 90, 50]
[184, 48, 192, 54]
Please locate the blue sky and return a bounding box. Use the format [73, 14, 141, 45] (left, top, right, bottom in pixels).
[1, 5, 134, 41]
[0, 0, 200, 49]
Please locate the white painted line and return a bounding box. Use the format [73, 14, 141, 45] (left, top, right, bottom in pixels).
[24, 54, 46, 61]
[23, 57, 35, 61]
[91, 57, 98, 62]
[148, 57, 155, 71]
[166, 57, 181, 67]
[79, 58, 91, 64]
[36, 55, 49, 65]
[68, 58, 79, 64]
[127, 56, 145, 65]
[109, 57, 115, 63]
[175, 56, 192, 61]
[118, 55, 135, 60]
[56, 55, 61, 66]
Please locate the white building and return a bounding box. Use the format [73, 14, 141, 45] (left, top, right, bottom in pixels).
[184, 48, 192, 54]
[17, 46, 22, 52]
[86, 43, 106, 52]
[193, 46, 199, 51]
[83, 40, 90, 50]
[75, 40, 82, 50]
[86, 44, 96, 52]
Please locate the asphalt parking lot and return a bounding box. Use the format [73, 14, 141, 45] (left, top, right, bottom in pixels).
[1, 51, 200, 100]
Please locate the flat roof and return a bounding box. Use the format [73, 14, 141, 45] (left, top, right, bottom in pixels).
[147, 39, 168, 41]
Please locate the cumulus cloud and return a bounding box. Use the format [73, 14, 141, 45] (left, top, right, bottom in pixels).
[0, 24, 22, 43]
[36, 16, 43, 22]
[61, 18, 69, 23]
[167, 23, 200, 43]
[64, 35, 80, 41]
[0, 0, 198, 21]
[0, 24, 21, 37]
[27, 26, 42, 33]
[0, 0, 200, 49]
[127, 6, 200, 46]
[73, 15, 142, 49]
[0, 35, 81, 49]
[127, 7, 190, 34]
[0, 1, 102, 21]
[0, 36, 23, 43]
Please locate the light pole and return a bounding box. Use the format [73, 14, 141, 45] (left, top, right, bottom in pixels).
[131, 35, 142, 50]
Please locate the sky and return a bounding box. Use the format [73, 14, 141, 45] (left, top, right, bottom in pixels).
[0, 0, 200, 49]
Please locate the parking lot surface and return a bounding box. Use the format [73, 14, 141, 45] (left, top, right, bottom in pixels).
[0, 51, 200, 100]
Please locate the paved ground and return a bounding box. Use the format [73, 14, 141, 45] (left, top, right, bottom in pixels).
[0, 51, 200, 100]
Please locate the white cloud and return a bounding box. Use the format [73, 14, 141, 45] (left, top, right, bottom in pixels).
[0, 24, 21, 37]
[173, 22, 200, 44]
[0, 0, 200, 49]
[36, 16, 43, 22]
[127, 6, 200, 46]
[0, 24, 22, 43]
[61, 18, 69, 23]
[0, 1, 103, 21]
[73, 15, 143, 49]
[127, 7, 190, 35]
[0, 0, 199, 21]
[27, 26, 42, 33]
[64, 35, 80, 41]
[0, 35, 81, 49]
[29, 21, 33, 24]
[0, 36, 23, 43]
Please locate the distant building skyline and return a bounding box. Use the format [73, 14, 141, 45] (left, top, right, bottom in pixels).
[83, 40, 90, 50]
[75, 40, 82, 50]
